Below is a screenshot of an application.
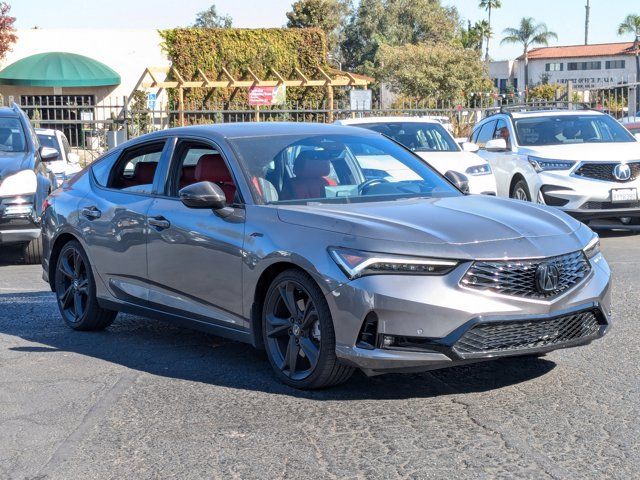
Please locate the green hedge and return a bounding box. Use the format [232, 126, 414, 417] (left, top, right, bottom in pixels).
[159, 28, 330, 108]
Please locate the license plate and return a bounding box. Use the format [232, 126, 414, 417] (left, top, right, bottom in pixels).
[611, 188, 638, 203]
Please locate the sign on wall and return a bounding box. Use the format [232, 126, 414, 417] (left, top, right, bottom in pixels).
[350, 89, 372, 111]
[248, 85, 286, 106]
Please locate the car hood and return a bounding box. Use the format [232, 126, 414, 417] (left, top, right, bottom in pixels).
[415, 151, 487, 175]
[521, 142, 640, 161]
[277, 195, 590, 260]
[0, 151, 33, 180]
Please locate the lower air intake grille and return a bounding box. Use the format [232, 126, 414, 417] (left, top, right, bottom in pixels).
[454, 309, 602, 356]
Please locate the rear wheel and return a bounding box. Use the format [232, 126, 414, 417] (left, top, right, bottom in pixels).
[510, 179, 531, 202]
[54, 240, 116, 331]
[262, 270, 354, 389]
[22, 236, 43, 265]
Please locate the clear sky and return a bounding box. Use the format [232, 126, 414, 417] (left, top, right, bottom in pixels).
[9, 0, 640, 60]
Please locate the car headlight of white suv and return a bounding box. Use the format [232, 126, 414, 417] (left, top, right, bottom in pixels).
[528, 156, 576, 172]
[465, 164, 492, 176]
[0, 169, 37, 197]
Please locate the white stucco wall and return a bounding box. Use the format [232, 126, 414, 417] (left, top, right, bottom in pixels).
[1, 28, 170, 101]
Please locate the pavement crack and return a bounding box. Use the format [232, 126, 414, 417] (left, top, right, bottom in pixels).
[35, 371, 139, 478]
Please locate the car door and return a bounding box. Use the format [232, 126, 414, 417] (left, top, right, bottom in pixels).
[79, 139, 170, 305]
[145, 137, 247, 329]
[474, 118, 512, 197]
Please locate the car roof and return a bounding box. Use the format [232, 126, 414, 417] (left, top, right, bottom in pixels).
[509, 109, 606, 119]
[0, 107, 20, 118]
[35, 127, 58, 135]
[335, 116, 441, 126]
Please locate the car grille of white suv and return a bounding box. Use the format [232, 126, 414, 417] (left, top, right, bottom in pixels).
[574, 162, 640, 182]
[461, 251, 591, 299]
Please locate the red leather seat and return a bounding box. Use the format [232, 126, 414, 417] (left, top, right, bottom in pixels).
[134, 162, 157, 184]
[284, 151, 334, 200]
[194, 154, 236, 203]
[179, 165, 196, 189]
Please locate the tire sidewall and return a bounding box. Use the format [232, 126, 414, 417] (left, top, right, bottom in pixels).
[55, 241, 98, 328]
[262, 270, 337, 388]
[511, 180, 531, 201]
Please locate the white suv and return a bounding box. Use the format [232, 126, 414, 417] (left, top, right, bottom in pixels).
[471, 108, 640, 224]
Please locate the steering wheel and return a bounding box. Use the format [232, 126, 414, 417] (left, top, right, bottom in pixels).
[358, 177, 390, 195]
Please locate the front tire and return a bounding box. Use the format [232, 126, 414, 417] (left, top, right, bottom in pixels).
[262, 269, 354, 389]
[510, 179, 531, 202]
[54, 240, 116, 331]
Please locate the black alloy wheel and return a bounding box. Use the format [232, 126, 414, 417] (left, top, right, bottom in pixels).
[262, 270, 354, 389]
[54, 241, 116, 330]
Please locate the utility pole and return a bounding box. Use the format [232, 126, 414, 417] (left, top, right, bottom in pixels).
[584, 0, 590, 45]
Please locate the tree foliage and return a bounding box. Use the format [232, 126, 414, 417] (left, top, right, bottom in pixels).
[193, 4, 232, 28]
[286, 0, 352, 54]
[377, 42, 491, 101]
[500, 17, 557, 55]
[460, 20, 490, 54]
[0, 2, 17, 62]
[478, 0, 501, 59]
[160, 28, 329, 108]
[617, 14, 640, 37]
[341, 0, 459, 75]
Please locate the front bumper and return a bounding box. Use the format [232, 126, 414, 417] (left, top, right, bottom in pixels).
[468, 173, 497, 196]
[326, 253, 611, 374]
[534, 171, 640, 220]
[0, 195, 40, 245]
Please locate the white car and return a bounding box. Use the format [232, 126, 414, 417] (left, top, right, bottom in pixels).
[471, 108, 640, 224]
[35, 128, 82, 187]
[334, 117, 497, 195]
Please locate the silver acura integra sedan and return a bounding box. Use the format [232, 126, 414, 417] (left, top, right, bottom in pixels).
[41, 123, 611, 389]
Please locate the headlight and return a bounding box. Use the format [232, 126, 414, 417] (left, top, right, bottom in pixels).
[583, 235, 600, 259]
[328, 247, 459, 280]
[528, 156, 575, 172]
[465, 164, 491, 176]
[0, 170, 37, 197]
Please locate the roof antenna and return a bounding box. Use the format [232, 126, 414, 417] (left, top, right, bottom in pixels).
[584, 0, 590, 45]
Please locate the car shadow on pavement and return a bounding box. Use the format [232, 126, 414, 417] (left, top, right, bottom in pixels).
[1, 291, 556, 400]
[0, 245, 26, 266]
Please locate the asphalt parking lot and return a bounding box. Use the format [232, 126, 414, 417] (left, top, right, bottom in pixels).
[0, 233, 638, 480]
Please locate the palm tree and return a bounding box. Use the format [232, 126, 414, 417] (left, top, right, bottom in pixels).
[501, 17, 558, 93]
[617, 14, 640, 84]
[479, 0, 501, 61]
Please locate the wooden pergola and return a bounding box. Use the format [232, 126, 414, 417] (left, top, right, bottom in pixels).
[130, 65, 372, 124]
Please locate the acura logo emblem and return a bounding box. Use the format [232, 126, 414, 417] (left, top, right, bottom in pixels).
[613, 163, 631, 181]
[535, 263, 560, 293]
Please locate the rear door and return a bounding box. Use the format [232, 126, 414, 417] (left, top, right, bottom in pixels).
[145, 137, 247, 329]
[80, 139, 170, 305]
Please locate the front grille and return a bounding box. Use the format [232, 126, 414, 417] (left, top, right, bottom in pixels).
[574, 162, 640, 182]
[454, 309, 602, 356]
[461, 251, 590, 299]
[581, 200, 640, 210]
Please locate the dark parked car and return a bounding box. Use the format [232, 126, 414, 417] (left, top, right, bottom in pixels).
[0, 103, 59, 263]
[42, 123, 610, 389]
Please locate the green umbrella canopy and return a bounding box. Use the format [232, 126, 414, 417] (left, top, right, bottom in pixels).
[0, 52, 121, 87]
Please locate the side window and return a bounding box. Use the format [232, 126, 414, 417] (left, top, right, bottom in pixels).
[91, 150, 120, 187]
[107, 141, 165, 194]
[493, 119, 512, 149]
[475, 121, 497, 149]
[169, 141, 238, 204]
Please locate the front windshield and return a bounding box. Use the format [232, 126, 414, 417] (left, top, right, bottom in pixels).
[229, 133, 460, 205]
[37, 134, 61, 155]
[356, 122, 459, 152]
[514, 114, 635, 146]
[0, 118, 26, 152]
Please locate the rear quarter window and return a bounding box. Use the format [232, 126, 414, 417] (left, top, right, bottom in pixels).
[91, 150, 119, 187]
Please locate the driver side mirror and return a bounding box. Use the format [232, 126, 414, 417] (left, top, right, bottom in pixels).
[179, 181, 232, 216]
[40, 146, 59, 161]
[444, 170, 470, 194]
[485, 138, 508, 152]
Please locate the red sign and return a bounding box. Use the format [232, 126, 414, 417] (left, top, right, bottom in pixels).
[248, 86, 286, 106]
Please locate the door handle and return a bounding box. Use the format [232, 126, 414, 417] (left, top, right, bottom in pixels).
[148, 216, 171, 230]
[81, 206, 101, 219]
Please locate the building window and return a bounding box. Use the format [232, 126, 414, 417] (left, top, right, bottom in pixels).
[545, 62, 563, 72]
[605, 60, 625, 69]
[567, 61, 602, 71]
